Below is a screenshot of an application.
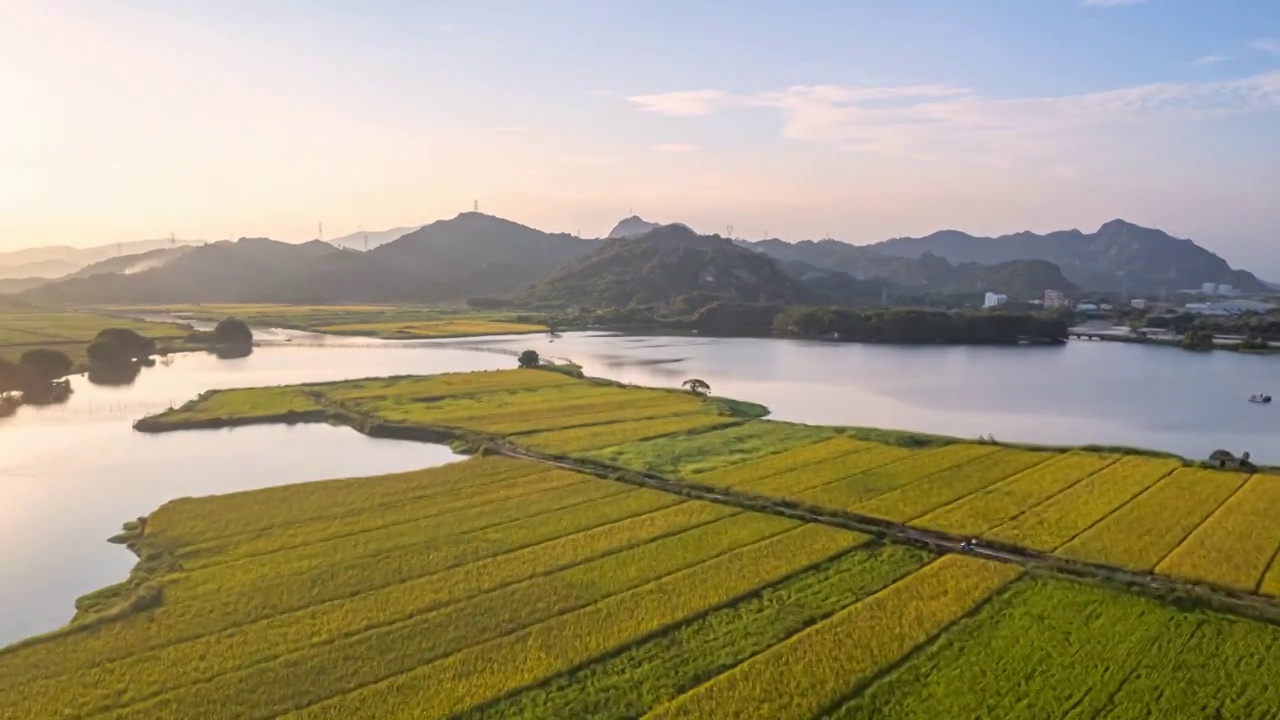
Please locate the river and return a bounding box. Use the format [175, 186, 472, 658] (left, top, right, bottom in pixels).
[2, 330, 1277, 645]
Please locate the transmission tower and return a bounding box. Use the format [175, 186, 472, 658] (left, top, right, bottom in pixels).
[169, 231, 176, 248]
[726, 225, 734, 239]
[473, 200, 479, 212]
[318, 221, 324, 242]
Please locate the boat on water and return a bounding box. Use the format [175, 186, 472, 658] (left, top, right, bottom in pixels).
[1249, 393, 1272, 404]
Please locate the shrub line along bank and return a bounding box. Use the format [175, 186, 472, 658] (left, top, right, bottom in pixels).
[128, 375, 1280, 632]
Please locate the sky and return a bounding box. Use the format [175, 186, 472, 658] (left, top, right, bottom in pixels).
[3, 0, 1279, 272]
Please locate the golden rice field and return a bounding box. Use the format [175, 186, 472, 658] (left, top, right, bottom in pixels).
[11, 368, 1280, 718]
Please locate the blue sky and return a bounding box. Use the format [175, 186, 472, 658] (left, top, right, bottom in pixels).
[3, 0, 1279, 272]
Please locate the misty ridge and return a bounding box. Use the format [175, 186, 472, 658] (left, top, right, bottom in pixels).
[4, 212, 1269, 308]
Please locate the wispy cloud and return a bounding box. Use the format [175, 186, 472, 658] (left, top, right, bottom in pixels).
[437, 23, 459, 33]
[625, 71, 1280, 164]
[652, 143, 699, 153]
[1191, 54, 1233, 68]
[1252, 38, 1280, 55]
[628, 90, 727, 116]
[1081, 0, 1148, 6]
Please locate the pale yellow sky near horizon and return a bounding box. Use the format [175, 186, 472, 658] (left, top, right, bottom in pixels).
[3, 1, 1278, 273]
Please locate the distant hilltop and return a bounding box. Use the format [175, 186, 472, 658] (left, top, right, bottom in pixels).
[4, 212, 1270, 306]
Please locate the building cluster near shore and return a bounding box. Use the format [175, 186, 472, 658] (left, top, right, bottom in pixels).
[980, 286, 1277, 318]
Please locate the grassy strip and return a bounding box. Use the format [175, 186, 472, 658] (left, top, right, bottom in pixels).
[1158, 474, 1280, 591]
[915, 452, 1119, 536]
[828, 576, 1205, 719]
[282, 524, 861, 720]
[691, 437, 876, 488]
[986, 456, 1182, 550]
[736, 444, 903, 497]
[513, 415, 741, 455]
[852, 448, 1054, 522]
[644, 555, 1022, 720]
[461, 542, 930, 720]
[3, 501, 737, 719]
[0, 487, 680, 685]
[88, 514, 800, 720]
[1059, 467, 1247, 571]
[584, 421, 840, 477]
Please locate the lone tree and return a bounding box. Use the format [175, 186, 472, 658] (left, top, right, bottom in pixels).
[213, 317, 254, 347]
[682, 378, 711, 396]
[518, 349, 541, 369]
[19, 348, 73, 383]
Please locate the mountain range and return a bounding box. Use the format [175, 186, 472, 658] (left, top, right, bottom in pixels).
[0, 238, 202, 280]
[8, 213, 1268, 309]
[19, 214, 597, 305]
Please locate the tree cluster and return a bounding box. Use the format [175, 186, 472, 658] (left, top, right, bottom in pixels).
[773, 307, 1069, 345]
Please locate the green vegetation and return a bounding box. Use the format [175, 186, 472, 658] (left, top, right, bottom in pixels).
[12, 368, 1280, 718]
[118, 303, 550, 338]
[774, 306, 1069, 344]
[831, 575, 1280, 719]
[0, 310, 185, 371]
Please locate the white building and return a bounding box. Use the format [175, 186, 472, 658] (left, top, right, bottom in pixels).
[1184, 299, 1277, 316]
[984, 292, 1008, 308]
[1044, 290, 1067, 309]
[1131, 298, 1148, 310]
[1201, 282, 1218, 295]
[1076, 302, 1099, 312]
[1218, 284, 1235, 296]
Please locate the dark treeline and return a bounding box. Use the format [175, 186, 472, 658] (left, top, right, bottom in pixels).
[773, 307, 1069, 344]
[543, 301, 1068, 345]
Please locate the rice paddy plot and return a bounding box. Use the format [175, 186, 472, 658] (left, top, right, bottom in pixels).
[986, 456, 1180, 551]
[462, 543, 931, 720]
[282, 524, 862, 720]
[851, 448, 1054, 523]
[584, 420, 840, 476]
[645, 555, 1021, 720]
[1159, 473, 1280, 592]
[1058, 467, 1247, 571]
[915, 451, 1118, 536]
[829, 576, 1253, 720]
[793, 443, 1002, 511]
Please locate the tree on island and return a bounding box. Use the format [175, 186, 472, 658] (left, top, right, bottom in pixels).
[19, 348, 72, 383]
[89, 328, 156, 365]
[213, 317, 254, 347]
[682, 378, 711, 396]
[518, 349, 541, 368]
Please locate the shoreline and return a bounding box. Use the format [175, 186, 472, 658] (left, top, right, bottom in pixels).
[7, 367, 1271, 653]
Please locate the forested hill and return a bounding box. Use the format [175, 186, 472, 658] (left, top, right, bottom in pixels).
[20, 213, 599, 305]
[868, 219, 1266, 293]
[744, 219, 1264, 295]
[521, 225, 812, 309]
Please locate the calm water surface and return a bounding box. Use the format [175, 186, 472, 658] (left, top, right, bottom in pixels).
[2, 329, 1277, 644]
